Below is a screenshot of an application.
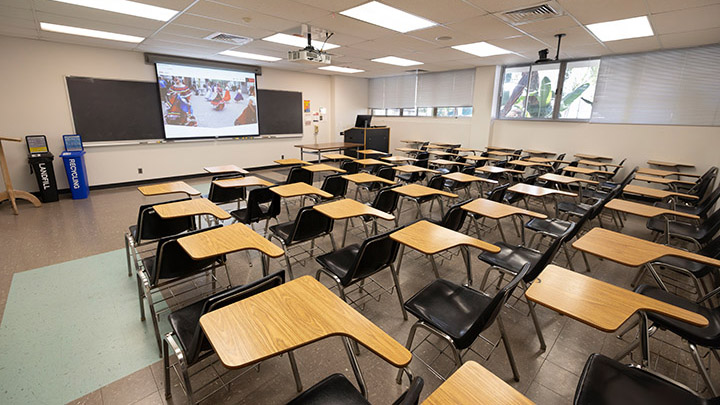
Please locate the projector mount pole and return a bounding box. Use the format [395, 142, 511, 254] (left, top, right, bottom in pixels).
[554, 33, 565, 60]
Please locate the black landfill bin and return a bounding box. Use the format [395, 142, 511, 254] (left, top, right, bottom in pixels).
[28, 153, 59, 202]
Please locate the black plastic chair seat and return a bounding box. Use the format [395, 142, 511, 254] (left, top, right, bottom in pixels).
[287, 373, 369, 405]
[646, 217, 706, 240]
[525, 218, 573, 236]
[396, 172, 414, 182]
[129, 225, 139, 240]
[574, 353, 716, 405]
[634, 285, 720, 348]
[269, 222, 295, 243]
[654, 201, 702, 215]
[168, 299, 205, 359]
[478, 242, 542, 277]
[315, 244, 361, 283]
[229, 207, 250, 223]
[558, 201, 594, 216]
[404, 279, 493, 350]
[653, 255, 715, 278]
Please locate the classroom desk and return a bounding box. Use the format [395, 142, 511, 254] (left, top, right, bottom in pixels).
[507, 159, 552, 169]
[322, 153, 355, 161]
[396, 147, 424, 154]
[0, 136, 41, 215]
[562, 166, 613, 178]
[427, 151, 458, 157]
[476, 166, 523, 175]
[423, 361, 534, 405]
[634, 174, 695, 191]
[393, 165, 440, 176]
[213, 175, 274, 189]
[622, 184, 698, 204]
[539, 173, 599, 186]
[301, 163, 347, 174]
[529, 157, 568, 164]
[442, 172, 497, 198]
[604, 199, 699, 245]
[354, 158, 394, 167]
[295, 142, 363, 163]
[357, 149, 388, 156]
[637, 167, 700, 178]
[426, 145, 449, 150]
[138, 181, 201, 197]
[271, 182, 333, 199]
[392, 184, 458, 219]
[178, 222, 284, 275]
[430, 159, 471, 167]
[199, 276, 412, 369]
[486, 146, 514, 151]
[508, 184, 576, 214]
[578, 160, 623, 169]
[524, 149, 555, 157]
[461, 198, 546, 243]
[647, 160, 695, 169]
[574, 153, 613, 161]
[390, 220, 499, 285]
[342, 172, 397, 186]
[153, 198, 231, 221]
[487, 151, 521, 159]
[203, 165, 249, 175]
[464, 155, 501, 163]
[274, 158, 311, 166]
[526, 264, 708, 367]
[453, 147, 484, 154]
[401, 139, 425, 144]
[382, 155, 417, 163]
[431, 142, 457, 147]
[313, 198, 395, 246]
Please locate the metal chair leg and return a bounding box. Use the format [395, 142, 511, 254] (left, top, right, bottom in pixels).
[563, 244, 576, 271]
[581, 251, 592, 272]
[163, 337, 171, 399]
[389, 264, 408, 320]
[497, 220, 508, 243]
[281, 242, 294, 280]
[125, 233, 132, 277]
[396, 322, 421, 383]
[522, 280, 546, 351]
[497, 314, 520, 381]
[287, 350, 303, 393]
[136, 273, 146, 321]
[428, 254, 441, 279]
[690, 343, 718, 396]
[144, 286, 163, 356]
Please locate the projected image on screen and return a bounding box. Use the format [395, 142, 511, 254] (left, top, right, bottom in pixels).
[155, 63, 259, 139]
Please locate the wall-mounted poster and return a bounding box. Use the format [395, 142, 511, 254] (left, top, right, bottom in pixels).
[303, 100, 311, 113]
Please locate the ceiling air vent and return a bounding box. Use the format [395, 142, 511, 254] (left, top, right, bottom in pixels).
[497, 1, 564, 25]
[204, 32, 253, 46]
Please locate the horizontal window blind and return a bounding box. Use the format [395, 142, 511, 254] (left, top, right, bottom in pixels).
[368, 75, 417, 108]
[591, 44, 720, 126]
[417, 69, 474, 107]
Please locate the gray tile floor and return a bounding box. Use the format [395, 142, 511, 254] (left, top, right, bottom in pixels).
[2, 166, 717, 404]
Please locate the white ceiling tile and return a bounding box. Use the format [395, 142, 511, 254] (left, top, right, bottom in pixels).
[465, 0, 551, 14]
[605, 36, 661, 54]
[405, 25, 480, 46]
[0, 25, 39, 39]
[39, 32, 139, 49]
[659, 27, 720, 49]
[151, 32, 233, 50]
[646, 0, 720, 14]
[352, 33, 438, 54]
[0, 4, 34, 19]
[171, 14, 275, 39]
[532, 26, 601, 48]
[34, 11, 156, 37]
[331, 45, 390, 60]
[32, 0, 166, 30]
[0, 0, 32, 8]
[562, 43, 612, 58]
[486, 35, 549, 53]
[134, 0, 196, 10]
[396, 46, 471, 62]
[187, 1, 298, 33]
[209, 0, 330, 22]
[159, 23, 215, 38]
[308, 13, 395, 40]
[515, 15, 581, 34]
[292, 0, 365, 13]
[447, 15, 524, 41]
[321, 32, 366, 46]
[558, 0, 649, 25]
[380, 0, 486, 24]
[650, 4, 720, 35]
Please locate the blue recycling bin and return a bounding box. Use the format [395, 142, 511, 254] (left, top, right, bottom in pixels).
[60, 134, 90, 199]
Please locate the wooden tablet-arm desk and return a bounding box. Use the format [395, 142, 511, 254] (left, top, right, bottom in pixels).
[461, 198, 546, 244]
[526, 265, 708, 367]
[604, 198, 699, 245]
[313, 198, 395, 246]
[0, 136, 41, 214]
[138, 181, 201, 197]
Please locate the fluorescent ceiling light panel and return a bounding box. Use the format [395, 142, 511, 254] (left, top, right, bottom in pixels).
[319, 66, 365, 73]
[40, 22, 144, 43]
[340, 1, 436, 33]
[262, 33, 339, 50]
[452, 41, 512, 57]
[219, 50, 281, 62]
[586, 16, 654, 42]
[50, 0, 178, 21]
[371, 56, 423, 66]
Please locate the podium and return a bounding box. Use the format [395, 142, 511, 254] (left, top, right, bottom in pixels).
[342, 127, 390, 158]
[0, 136, 42, 215]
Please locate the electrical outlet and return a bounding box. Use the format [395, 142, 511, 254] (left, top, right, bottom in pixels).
[138, 168, 143, 174]
[281, 154, 284, 159]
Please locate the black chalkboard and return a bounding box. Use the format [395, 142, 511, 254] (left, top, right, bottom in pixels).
[66, 76, 165, 141]
[257, 89, 303, 135]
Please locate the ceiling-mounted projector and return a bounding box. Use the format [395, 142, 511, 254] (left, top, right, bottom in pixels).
[288, 32, 332, 64]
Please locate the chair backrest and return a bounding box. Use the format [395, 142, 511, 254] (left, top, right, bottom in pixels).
[487, 183, 510, 202]
[321, 174, 348, 199]
[134, 197, 194, 243]
[244, 186, 281, 223]
[525, 223, 576, 282]
[689, 166, 718, 198]
[461, 165, 476, 175]
[392, 376, 424, 405]
[439, 199, 470, 231]
[563, 160, 579, 176]
[414, 152, 430, 162]
[185, 271, 285, 364]
[427, 174, 445, 191]
[288, 206, 334, 244]
[697, 186, 720, 216]
[376, 166, 395, 182]
[618, 166, 638, 190]
[208, 174, 246, 204]
[343, 229, 403, 284]
[340, 160, 360, 174]
[457, 263, 531, 349]
[552, 153, 566, 171]
[372, 184, 401, 213]
[151, 225, 225, 285]
[610, 158, 627, 179]
[697, 206, 720, 242]
[286, 166, 313, 185]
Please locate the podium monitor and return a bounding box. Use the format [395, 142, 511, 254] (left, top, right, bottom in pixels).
[355, 114, 372, 128]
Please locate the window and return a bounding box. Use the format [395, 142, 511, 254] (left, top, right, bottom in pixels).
[402, 108, 417, 116]
[371, 108, 385, 116]
[458, 107, 473, 117]
[417, 107, 433, 116]
[386, 108, 401, 116]
[436, 107, 457, 117]
[498, 59, 600, 121]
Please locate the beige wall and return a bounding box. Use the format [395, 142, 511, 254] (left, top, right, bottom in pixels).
[0, 36, 338, 191]
[331, 75, 369, 141]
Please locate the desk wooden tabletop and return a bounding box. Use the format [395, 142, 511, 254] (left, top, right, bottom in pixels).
[153, 198, 230, 220]
[392, 184, 458, 199]
[199, 276, 412, 369]
[428, 151, 458, 157]
[647, 160, 695, 168]
[634, 174, 695, 186]
[302, 163, 347, 173]
[574, 153, 613, 161]
[430, 159, 470, 166]
[178, 223, 284, 260]
[322, 153, 355, 160]
[539, 173, 599, 185]
[203, 165, 249, 174]
[270, 182, 333, 198]
[526, 265, 708, 333]
[357, 149, 387, 155]
[461, 198, 546, 220]
[390, 220, 499, 255]
[524, 149, 555, 156]
[454, 147, 484, 153]
[637, 167, 700, 178]
[507, 159, 551, 168]
[426, 145, 449, 150]
[392, 165, 440, 174]
[572, 227, 720, 268]
[275, 158, 311, 165]
[401, 139, 426, 144]
[0, 136, 21, 142]
[294, 142, 363, 150]
[476, 166, 523, 174]
[213, 175, 274, 188]
[342, 172, 396, 185]
[508, 183, 577, 197]
[487, 151, 521, 157]
[431, 142, 457, 147]
[313, 198, 394, 221]
[396, 147, 424, 153]
[605, 199, 699, 220]
[529, 157, 568, 164]
[485, 146, 514, 151]
[623, 184, 698, 200]
[354, 158, 394, 166]
[423, 361, 534, 405]
[138, 181, 201, 197]
[563, 166, 613, 176]
[464, 155, 501, 162]
[578, 160, 623, 168]
[442, 172, 497, 184]
[382, 156, 417, 163]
